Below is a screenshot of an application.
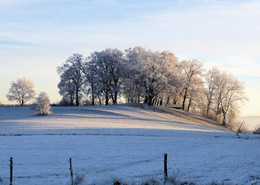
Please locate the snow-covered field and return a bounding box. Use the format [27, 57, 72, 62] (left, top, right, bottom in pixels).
[0, 104, 259, 185]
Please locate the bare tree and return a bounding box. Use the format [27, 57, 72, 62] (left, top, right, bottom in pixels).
[7, 78, 36, 106]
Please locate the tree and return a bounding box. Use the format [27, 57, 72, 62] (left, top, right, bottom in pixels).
[218, 74, 247, 125]
[204, 67, 221, 117]
[87, 48, 127, 105]
[126, 47, 183, 105]
[180, 59, 204, 110]
[83, 65, 97, 106]
[6, 78, 36, 106]
[204, 68, 247, 125]
[185, 76, 205, 113]
[33, 92, 52, 115]
[57, 53, 85, 106]
[58, 71, 77, 106]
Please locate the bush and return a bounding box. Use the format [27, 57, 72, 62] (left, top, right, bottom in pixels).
[113, 178, 128, 185]
[74, 173, 85, 185]
[32, 92, 52, 115]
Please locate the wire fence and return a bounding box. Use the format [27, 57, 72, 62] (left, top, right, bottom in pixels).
[0, 154, 169, 185]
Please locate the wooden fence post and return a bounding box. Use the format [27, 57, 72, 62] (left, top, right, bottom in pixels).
[164, 153, 168, 181]
[10, 157, 13, 185]
[69, 158, 74, 185]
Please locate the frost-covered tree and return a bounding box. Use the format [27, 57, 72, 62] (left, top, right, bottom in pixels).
[87, 48, 127, 105]
[180, 60, 204, 110]
[83, 64, 97, 105]
[204, 67, 221, 117]
[6, 78, 36, 106]
[57, 53, 85, 106]
[58, 71, 77, 106]
[214, 72, 247, 125]
[126, 47, 183, 105]
[204, 68, 247, 124]
[185, 76, 205, 113]
[33, 92, 52, 115]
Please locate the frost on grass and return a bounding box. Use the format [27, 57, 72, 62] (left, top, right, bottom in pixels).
[32, 92, 52, 116]
[0, 105, 259, 185]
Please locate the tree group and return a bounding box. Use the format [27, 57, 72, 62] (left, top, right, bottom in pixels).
[6, 78, 52, 116]
[57, 46, 247, 125]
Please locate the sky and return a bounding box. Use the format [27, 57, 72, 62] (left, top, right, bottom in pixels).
[0, 0, 259, 117]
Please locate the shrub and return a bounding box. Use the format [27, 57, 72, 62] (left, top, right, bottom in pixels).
[74, 173, 85, 185]
[32, 92, 52, 115]
[113, 178, 128, 185]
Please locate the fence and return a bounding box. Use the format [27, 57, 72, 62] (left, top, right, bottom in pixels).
[2, 154, 169, 185]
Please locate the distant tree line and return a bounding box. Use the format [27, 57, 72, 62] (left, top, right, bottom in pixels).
[57, 46, 247, 125]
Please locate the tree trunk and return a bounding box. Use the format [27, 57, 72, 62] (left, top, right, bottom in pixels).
[91, 84, 95, 106]
[91, 94, 95, 106]
[187, 98, 192, 112]
[206, 101, 211, 117]
[166, 96, 170, 105]
[222, 108, 226, 125]
[148, 95, 153, 105]
[144, 96, 148, 104]
[114, 91, 118, 104]
[70, 94, 73, 106]
[75, 87, 79, 106]
[182, 88, 188, 110]
[105, 92, 109, 105]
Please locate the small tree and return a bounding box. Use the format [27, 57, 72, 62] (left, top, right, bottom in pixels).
[7, 78, 36, 106]
[33, 92, 52, 115]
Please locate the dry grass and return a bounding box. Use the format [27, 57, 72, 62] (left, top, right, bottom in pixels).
[253, 127, 260, 134]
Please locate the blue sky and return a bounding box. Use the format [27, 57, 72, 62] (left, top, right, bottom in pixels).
[1, 0, 260, 116]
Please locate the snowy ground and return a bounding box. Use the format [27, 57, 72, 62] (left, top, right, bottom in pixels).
[0, 104, 259, 185]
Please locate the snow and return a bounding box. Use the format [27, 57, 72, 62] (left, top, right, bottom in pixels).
[0, 104, 259, 185]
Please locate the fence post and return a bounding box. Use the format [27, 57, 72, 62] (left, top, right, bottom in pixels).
[10, 157, 13, 185]
[69, 158, 73, 185]
[164, 153, 168, 181]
